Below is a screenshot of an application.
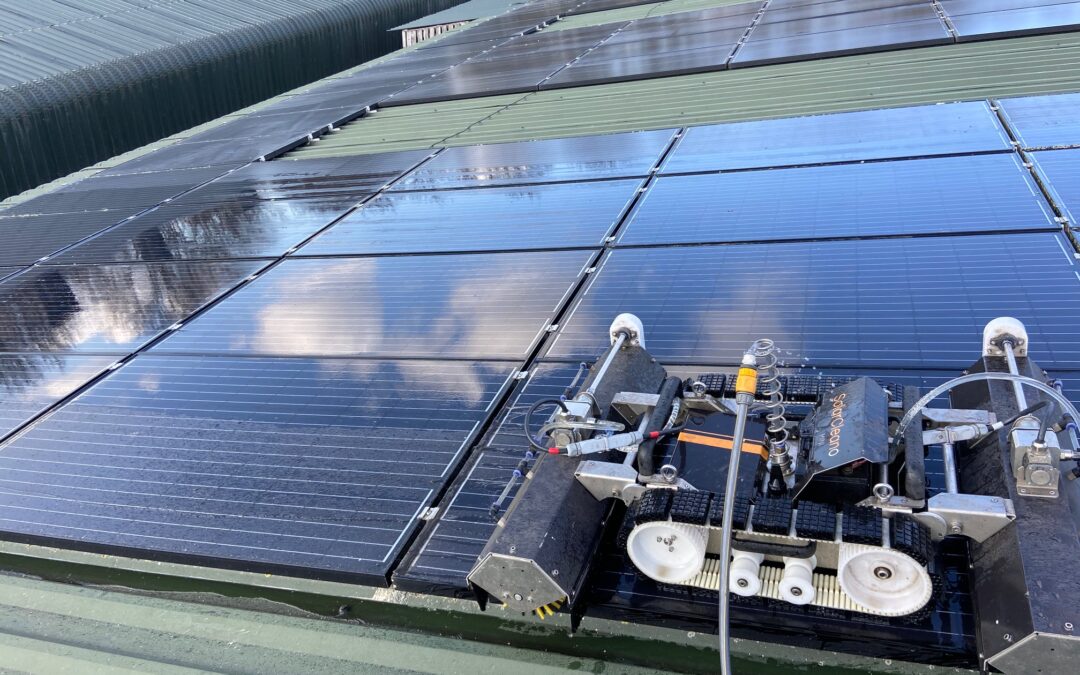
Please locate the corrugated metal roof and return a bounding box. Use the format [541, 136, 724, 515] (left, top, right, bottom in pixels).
[0, 0, 467, 200]
[394, 0, 528, 29]
[287, 31, 1080, 159]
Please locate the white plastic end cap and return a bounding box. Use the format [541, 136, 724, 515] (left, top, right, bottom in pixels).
[837, 544, 933, 617]
[626, 520, 706, 584]
[779, 555, 816, 605]
[983, 317, 1028, 357]
[610, 313, 645, 349]
[729, 551, 764, 597]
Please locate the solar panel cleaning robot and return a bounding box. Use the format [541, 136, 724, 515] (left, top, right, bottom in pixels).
[467, 314, 1080, 674]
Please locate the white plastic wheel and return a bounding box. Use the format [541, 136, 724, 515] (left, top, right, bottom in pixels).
[729, 551, 764, 597]
[609, 313, 646, 348]
[779, 555, 816, 605]
[627, 520, 707, 584]
[983, 316, 1028, 356]
[837, 543, 933, 617]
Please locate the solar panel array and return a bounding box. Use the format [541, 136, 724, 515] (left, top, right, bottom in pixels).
[0, 0, 1078, 650]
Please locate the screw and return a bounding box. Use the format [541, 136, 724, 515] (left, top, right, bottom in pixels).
[874, 566, 893, 580]
[668, 546, 674, 552]
[950, 522, 963, 534]
[1004, 633, 1012, 642]
[791, 586, 803, 597]
[1066, 622, 1074, 632]
[514, 593, 523, 601]
[509, 545, 516, 553]
[552, 569, 559, 577]
[656, 536, 663, 543]
[737, 578, 748, 588]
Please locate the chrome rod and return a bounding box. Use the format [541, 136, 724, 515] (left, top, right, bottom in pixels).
[943, 442, 959, 494]
[718, 388, 753, 675]
[1003, 341, 1028, 410]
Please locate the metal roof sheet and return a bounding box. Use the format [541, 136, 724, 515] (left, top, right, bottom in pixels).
[287, 31, 1080, 159]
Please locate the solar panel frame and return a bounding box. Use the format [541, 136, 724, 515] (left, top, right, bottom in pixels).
[661, 101, 1012, 173]
[617, 154, 1057, 246]
[149, 250, 598, 361]
[544, 232, 1080, 368]
[0, 354, 519, 584]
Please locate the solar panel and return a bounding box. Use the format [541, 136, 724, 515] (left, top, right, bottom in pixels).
[0, 212, 130, 265]
[151, 250, 595, 360]
[545, 233, 1080, 368]
[998, 92, 1080, 149]
[0, 353, 116, 441]
[0, 261, 264, 355]
[182, 109, 358, 145]
[602, 5, 760, 40]
[1, 167, 228, 217]
[661, 101, 1010, 173]
[1031, 149, 1080, 224]
[542, 28, 746, 88]
[395, 129, 676, 189]
[178, 150, 431, 204]
[618, 154, 1056, 246]
[760, 0, 935, 24]
[0, 354, 515, 583]
[299, 178, 642, 256]
[44, 197, 359, 265]
[731, 18, 951, 67]
[98, 136, 295, 177]
[754, 2, 942, 34]
[941, 0, 1080, 41]
[565, 0, 670, 15]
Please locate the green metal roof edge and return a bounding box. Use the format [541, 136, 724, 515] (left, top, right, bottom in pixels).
[288, 31, 1080, 160]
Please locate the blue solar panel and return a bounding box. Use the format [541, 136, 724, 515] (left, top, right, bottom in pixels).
[999, 92, 1080, 149]
[0, 353, 116, 441]
[1032, 149, 1080, 225]
[151, 250, 595, 360]
[941, 0, 1080, 41]
[0, 354, 515, 583]
[299, 178, 642, 256]
[662, 102, 1011, 173]
[49, 197, 359, 264]
[394, 129, 676, 189]
[546, 233, 1080, 368]
[618, 154, 1055, 245]
[0, 261, 265, 355]
[0, 212, 130, 266]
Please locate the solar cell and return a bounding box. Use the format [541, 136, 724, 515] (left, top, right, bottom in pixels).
[731, 18, 951, 67]
[998, 92, 1080, 149]
[178, 150, 431, 204]
[151, 250, 595, 360]
[0, 354, 516, 582]
[753, 2, 942, 35]
[760, 0, 934, 24]
[0, 353, 116, 441]
[545, 233, 1080, 368]
[618, 154, 1055, 246]
[182, 109, 358, 145]
[661, 101, 1010, 173]
[0, 261, 264, 355]
[395, 129, 676, 189]
[1031, 149, 1080, 224]
[1, 167, 228, 217]
[44, 197, 360, 265]
[96, 140, 270, 177]
[0, 212, 130, 265]
[299, 178, 642, 256]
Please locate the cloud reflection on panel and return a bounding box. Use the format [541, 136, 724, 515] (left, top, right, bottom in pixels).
[0, 353, 118, 440]
[0, 261, 264, 354]
[150, 250, 594, 361]
[50, 198, 359, 265]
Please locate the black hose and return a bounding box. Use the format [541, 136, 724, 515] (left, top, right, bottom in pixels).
[523, 398, 570, 453]
[636, 377, 683, 477]
[970, 400, 1051, 451]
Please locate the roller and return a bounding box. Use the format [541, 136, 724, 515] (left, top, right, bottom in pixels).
[837, 543, 932, 617]
[729, 551, 764, 597]
[779, 556, 817, 605]
[626, 520, 707, 584]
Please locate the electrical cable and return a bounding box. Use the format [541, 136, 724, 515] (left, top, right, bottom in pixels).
[523, 398, 570, 453]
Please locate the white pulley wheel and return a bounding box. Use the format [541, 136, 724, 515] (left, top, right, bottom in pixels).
[779, 555, 816, 605]
[627, 520, 707, 584]
[837, 543, 933, 617]
[729, 551, 764, 597]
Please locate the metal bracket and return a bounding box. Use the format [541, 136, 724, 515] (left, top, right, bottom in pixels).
[611, 392, 660, 426]
[574, 461, 642, 504]
[921, 408, 996, 425]
[913, 493, 1016, 542]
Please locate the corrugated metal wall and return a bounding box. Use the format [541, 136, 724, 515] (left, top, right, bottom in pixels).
[0, 0, 464, 201]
